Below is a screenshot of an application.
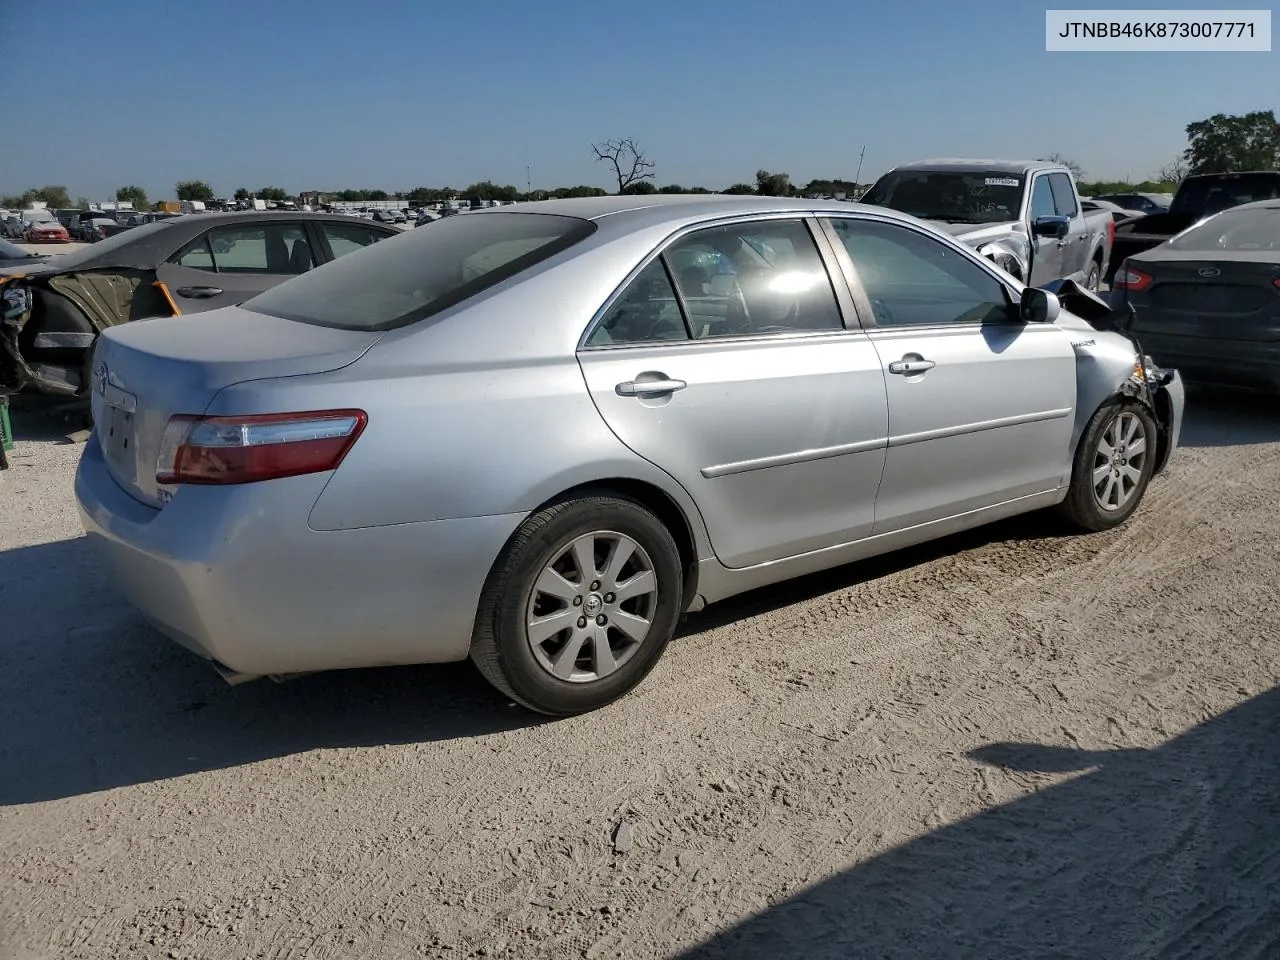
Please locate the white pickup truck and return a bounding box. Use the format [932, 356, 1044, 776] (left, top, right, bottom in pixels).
[860, 159, 1114, 290]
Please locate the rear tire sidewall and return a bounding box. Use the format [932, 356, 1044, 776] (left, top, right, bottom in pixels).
[480, 497, 683, 715]
[1063, 399, 1157, 531]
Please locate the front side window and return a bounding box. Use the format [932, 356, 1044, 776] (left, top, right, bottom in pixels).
[1030, 177, 1057, 220]
[245, 212, 595, 331]
[827, 218, 1012, 327]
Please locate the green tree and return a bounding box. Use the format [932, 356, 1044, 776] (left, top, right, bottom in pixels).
[658, 184, 685, 193]
[621, 180, 658, 195]
[754, 170, 791, 196]
[257, 186, 289, 202]
[116, 185, 148, 209]
[234, 187, 251, 201]
[722, 183, 757, 195]
[0, 194, 21, 208]
[19, 185, 72, 208]
[1183, 110, 1280, 174]
[74, 196, 92, 209]
[175, 180, 215, 203]
[366, 189, 388, 201]
[552, 185, 608, 199]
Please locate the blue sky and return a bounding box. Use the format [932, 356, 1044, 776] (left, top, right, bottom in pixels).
[5, 0, 1275, 200]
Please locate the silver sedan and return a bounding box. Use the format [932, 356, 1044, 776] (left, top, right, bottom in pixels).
[75, 196, 1185, 715]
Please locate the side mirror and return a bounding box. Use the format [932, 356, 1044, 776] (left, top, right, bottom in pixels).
[1019, 287, 1061, 324]
[1032, 215, 1071, 240]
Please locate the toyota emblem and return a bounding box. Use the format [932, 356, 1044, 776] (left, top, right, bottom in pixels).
[93, 361, 108, 397]
[1198, 266, 1220, 278]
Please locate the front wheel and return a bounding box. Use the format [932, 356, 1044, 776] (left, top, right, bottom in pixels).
[1057, 399, 1157, 532]
[470, 494, 684, 716]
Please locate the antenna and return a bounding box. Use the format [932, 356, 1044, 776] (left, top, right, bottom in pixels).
[854, 145, 866, 187]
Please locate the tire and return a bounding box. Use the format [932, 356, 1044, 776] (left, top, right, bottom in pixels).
[470, 494, 684, 716]
[1057, 398, 1158, 532]
[1085, 259, 1101, 291]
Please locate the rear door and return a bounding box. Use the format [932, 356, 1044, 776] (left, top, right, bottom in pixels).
[577, 216, 889, 569]
[155, 220, 317, 312]
[822, 214, 1077, 534]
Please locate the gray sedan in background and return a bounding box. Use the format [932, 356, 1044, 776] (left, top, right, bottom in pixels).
[75, 196, 1185, 715]
[0, 211, 399, 396]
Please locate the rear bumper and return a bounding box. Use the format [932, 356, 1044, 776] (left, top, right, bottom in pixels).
[1139, 334, 1280, 392]
[74, 435, 524, 677]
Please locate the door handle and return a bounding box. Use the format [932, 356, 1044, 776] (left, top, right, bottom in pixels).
[616, 376, 687, 397]
[888, 358, 936, 375]
[175, 286, 223, 298]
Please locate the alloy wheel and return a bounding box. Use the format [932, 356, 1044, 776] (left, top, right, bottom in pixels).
[1092, 411, 1148, 511]
[525, 531, 658, 683]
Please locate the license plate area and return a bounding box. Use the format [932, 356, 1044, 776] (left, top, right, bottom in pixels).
[101, 382, 138, 479]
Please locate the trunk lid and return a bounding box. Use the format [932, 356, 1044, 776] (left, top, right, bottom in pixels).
[90, 305, 383, 508]
[1127, 254, 1280, 342]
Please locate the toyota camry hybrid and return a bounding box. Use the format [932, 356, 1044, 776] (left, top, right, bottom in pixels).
[74, 196, 1185, 715]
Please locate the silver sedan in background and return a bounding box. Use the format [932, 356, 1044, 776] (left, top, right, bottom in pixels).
[75, 196, 1185, 715]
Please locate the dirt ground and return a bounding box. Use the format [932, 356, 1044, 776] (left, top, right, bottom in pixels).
[2, 391, 1278, 960]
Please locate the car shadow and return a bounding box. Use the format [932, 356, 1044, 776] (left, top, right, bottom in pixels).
[1177, 384, 1280, 448]
[0, 536, 546, 806]
[675, 686, 1280, 959]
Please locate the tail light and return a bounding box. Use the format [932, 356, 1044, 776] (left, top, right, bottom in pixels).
[1113, 264, 1153, 291]
[1273, 278, 1280, 290]
[156, 410, 366, 485]
[1107, 218, 1115, 247]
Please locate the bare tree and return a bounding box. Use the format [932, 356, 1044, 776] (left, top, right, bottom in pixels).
[1040, 152, 1084, 180]
[1157, 156, 1189, 184]
[592, 138, 656, 194]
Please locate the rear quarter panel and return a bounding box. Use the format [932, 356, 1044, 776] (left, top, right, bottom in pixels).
[206, 246, 715, 558]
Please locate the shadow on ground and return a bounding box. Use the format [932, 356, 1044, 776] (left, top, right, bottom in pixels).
[676, 686, 1280, 959]
[1177, 384, 1280, 448]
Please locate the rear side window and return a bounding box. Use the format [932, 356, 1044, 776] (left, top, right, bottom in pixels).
[1048, 173, 1078, 217]
[322, 221, 391, 258]
[244, 212, 596, 331]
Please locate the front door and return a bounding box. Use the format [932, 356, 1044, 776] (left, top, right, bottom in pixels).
[156, 221, 317, 313]
[577, 217, 889, 569]
[1027, 173, 1065, 286]
[822, 215, 1077, 533]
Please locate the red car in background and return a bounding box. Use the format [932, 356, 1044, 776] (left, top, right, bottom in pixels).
[24, 220, 72, 243]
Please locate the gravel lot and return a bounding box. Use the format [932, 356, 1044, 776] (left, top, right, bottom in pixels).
[2, 391, 1279, 960]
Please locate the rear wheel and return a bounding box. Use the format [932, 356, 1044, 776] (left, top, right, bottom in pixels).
[470, 494, 684, 716]
[1085, 259, 1101, 291]
[1058, 399, 1157, 531]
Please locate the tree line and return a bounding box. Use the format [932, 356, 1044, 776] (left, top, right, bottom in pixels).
[6, 111, 1276, 214]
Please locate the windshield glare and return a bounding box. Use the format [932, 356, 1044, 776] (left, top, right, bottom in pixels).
[861, 171, 1024, 223]
[244, 211, 597, 331]
[1168, 206, 1280, 251]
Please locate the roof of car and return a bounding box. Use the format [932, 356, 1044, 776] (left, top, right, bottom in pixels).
[474, 193, 926, 230]
[882, 159, 1062, 176]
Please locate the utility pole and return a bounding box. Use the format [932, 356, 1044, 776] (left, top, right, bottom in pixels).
[854, 145, 866, 188]
[526, 166, 531, 193]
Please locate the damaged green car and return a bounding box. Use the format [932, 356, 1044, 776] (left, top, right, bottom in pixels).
[0, 212, 399, 397]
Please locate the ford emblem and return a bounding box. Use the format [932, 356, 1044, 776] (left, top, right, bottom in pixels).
[1198, 266, 1220, 278]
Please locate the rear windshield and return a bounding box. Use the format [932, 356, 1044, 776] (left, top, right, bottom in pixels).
[1171, 174, 1280, 216]
[1166, 205, 1280, 251]
[50, 218, 177, 268]
[243, 211, 596, 331]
